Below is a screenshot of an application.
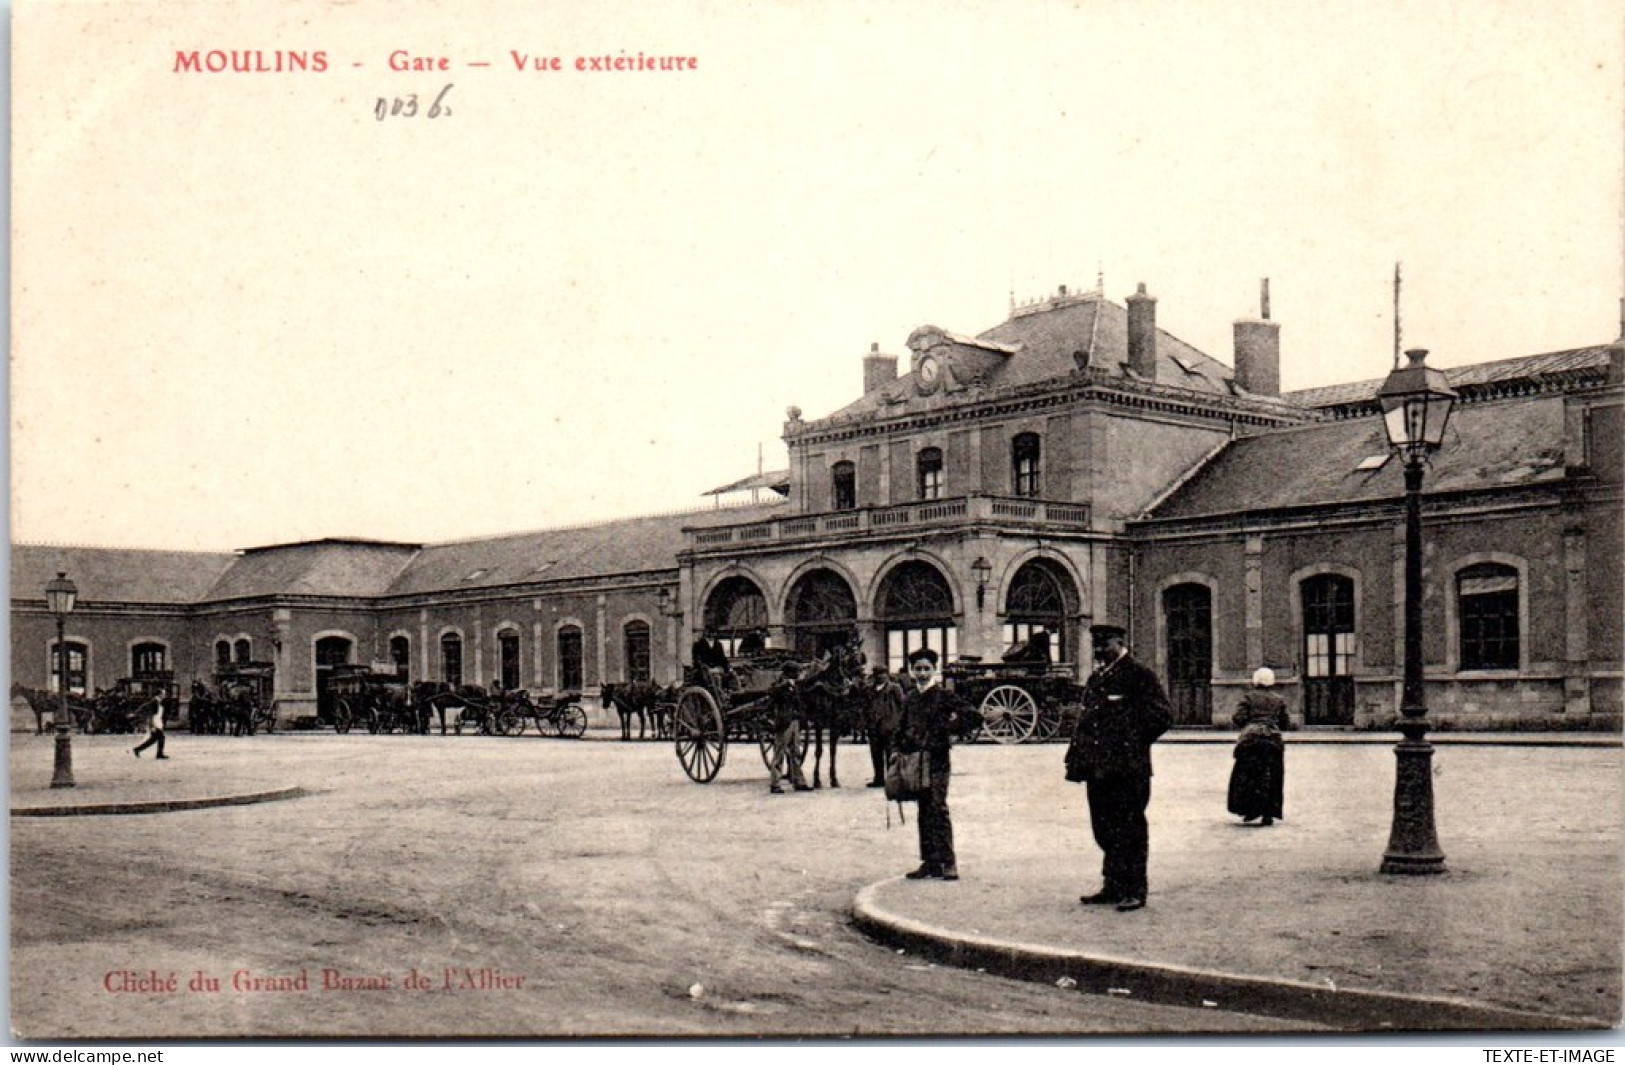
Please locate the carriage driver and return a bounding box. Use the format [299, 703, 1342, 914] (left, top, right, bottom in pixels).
[689, 631, 737, 693]
[766, 662, 812, 795]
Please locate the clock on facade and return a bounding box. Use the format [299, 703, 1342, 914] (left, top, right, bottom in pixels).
[916, 353, 942, 394]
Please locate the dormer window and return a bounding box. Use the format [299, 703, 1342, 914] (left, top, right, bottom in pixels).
[831, 461, 856, 511]
[1012, 433, 1041, 498]
[917, 448, 944, 501]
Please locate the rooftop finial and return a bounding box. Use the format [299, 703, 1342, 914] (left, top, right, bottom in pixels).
[1261, 278, 1271, 321]
[1096, 263, 1104, 295]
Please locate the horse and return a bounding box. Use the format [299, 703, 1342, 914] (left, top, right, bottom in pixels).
[17, 685, 94, 733]
[410, 681, 465, 734]
[13, 682, 48, 734]
[600, 681, 676, 741]
[794, 646, 866, 789]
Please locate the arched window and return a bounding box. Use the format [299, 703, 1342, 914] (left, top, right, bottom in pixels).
[786, 569, 859, 657]
[1458, 563, 1519, 671]
[131, 642, 167, 676]
[831, 460, 856, 511]
[214, 640, 231, 670]
[497, 629, 521, 690]
[233, 638, 252, 664]
[917, 448, 944, 501]
[314, 635, 354, 725]
[50, 640, 88, 695]
[878, 560, 956, 671]
[1012, 433, 1042, 498]
[1003, 560, 1073, 663]
[440, 633, 463, 688]
[557, 627, 584, 691]
[704, 576, 769, 657]
[389, 635, 411, 678]
[624, 620, 651, 683]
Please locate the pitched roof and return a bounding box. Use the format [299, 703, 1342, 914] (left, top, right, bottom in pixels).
[203, 539, 420, 601]
[1283, 346, 1616, 410]
[818, 292, 1237, 423]
[703, 469, 791, 496]
[383, 501, 787, 596]
[11, 544, 238, 605]
[1144, 395, 1573, 521]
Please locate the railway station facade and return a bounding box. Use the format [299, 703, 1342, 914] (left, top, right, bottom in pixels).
[12, 283, 1623, 730]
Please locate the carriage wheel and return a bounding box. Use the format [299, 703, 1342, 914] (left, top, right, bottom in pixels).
[497, 710, 526, 736]
[333, 698, 353, 735]
[674, 688, 725, 782]
[979, 685, 1039, 744]
[556, 704, 588, 739]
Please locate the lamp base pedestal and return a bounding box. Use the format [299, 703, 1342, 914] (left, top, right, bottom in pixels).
[1380, 733, 1444, 874]
[50, 728, 76, 789]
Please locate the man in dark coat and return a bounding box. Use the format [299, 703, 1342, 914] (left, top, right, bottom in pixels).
[862, 665, 904, 788]
[896, 648, 979, 881]
[1069, 622, 1173, 911]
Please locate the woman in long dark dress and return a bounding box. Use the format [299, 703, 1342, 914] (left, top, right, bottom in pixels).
[1227, 668, 1292, 825]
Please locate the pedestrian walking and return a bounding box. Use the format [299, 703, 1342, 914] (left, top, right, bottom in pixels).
[766, 662, 811, 795]
[1065, 623, 1172, 911]
[863, 665, 904, 788]
[132, 693, 169, 760]
[896, 647, 978, 881]
[1227, 667, 1293, 826]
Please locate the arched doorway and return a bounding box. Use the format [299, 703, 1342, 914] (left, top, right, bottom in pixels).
[703, 576, 770, 657]
[1002, 559, 1077, 666]
[1163, 583, 1212, 726]
[785, 569, 858, 657]
[1302, 574, 1355, 725]
[877, 560, 956, 671]
[314, 635, 354, 722]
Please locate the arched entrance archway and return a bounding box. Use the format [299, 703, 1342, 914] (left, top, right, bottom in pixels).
[703, 576, 770, 657]
[1163, 583, 1213, 726]
[877, 560, 956, 671]
[1002, 559, 1078, 666]
[785, 569, 858, 657]
[314, 635, 354, 723]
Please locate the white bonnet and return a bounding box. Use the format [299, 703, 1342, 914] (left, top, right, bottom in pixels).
[1251, 667, 1276, 688]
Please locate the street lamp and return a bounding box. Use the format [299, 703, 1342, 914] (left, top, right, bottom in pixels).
[1376, 348, 1457, 874]
[972, 557, 993, 612]
[45, 571, 78, 789]
[656, 587, 680, 618]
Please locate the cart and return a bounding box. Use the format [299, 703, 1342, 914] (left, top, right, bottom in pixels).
[943, 659, 1082, 744]
[672, 652, 807, 783]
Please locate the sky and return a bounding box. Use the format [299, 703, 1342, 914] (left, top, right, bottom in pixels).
[10, 0, 1623, 553]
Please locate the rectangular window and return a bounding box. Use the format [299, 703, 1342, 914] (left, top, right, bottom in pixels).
[886, 625, 958, 673]
[1461, 588, 1519, 670]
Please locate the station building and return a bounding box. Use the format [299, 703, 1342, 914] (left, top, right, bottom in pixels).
[12, 282, 1622, 730]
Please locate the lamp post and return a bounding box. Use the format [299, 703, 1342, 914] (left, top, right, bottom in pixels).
[972, 557, 993, 612]
[45, 571, 78, 789]
[1376, 348, 1457, 875]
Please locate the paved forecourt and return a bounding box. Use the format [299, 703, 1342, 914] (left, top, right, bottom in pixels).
[859, 736, 1623, 1030]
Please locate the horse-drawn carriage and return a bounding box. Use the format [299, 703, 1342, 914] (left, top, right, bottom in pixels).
[944, 658, 1082, 744]
[84, 672, 177, 735]
[672, 649, 859, 784]
[448, 687, 588, 738]
[327, 666, 416, 734]
[189, 663, 277, 735]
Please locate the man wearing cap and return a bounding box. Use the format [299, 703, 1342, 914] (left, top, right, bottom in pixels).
[896, 647, 979, 881]
[1070, 622, 1172, 911]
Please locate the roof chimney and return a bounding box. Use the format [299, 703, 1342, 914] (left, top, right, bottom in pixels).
[863, 341, 899, 394]
[1126, 283, 1158, 379]
[1233, 278, 1281, 396]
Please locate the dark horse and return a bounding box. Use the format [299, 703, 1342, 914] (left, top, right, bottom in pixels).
[600, 681, 676, 741]
[794, 645, 865, 789]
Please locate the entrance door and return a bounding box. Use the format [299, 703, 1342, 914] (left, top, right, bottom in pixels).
[1302, 574, 1356, 725]
[314, 636, 353, 722]
[1164, 584, 1213, 726]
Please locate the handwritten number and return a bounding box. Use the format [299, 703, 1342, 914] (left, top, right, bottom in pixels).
[373, 84, 455, 122]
